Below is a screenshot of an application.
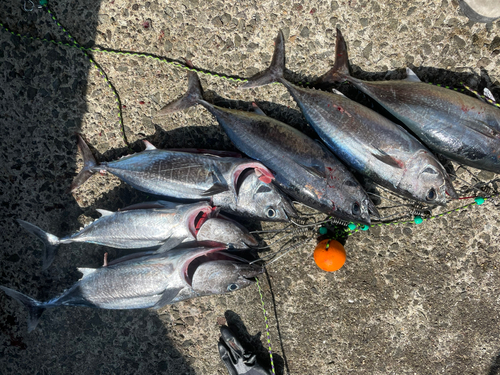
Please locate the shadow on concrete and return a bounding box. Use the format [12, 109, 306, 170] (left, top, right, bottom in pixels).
[489, 349, 500, 375]
[0, 1, 197, 374]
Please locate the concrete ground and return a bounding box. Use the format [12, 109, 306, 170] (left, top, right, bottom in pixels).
[1, 0, 500, 374]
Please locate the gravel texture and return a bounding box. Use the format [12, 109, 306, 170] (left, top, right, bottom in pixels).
[1, 0, 500, 374]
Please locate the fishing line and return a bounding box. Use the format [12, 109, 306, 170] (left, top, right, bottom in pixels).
[255, 278, 276, 375]
[38, 0, 130, 148]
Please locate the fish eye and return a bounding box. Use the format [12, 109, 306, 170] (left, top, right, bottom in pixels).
[345, 180, 358, 187]
[266, 207, 276, 218]
[352, 202, 360, 215]
[227, 283, 239, 292]
[422, 167, 438, 175]
[426, 188, 436, 201]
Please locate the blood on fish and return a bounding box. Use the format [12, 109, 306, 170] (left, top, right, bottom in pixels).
[258, 175, 273, 183]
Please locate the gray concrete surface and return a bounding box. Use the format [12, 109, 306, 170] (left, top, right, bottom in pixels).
[1, 0, 500, 374]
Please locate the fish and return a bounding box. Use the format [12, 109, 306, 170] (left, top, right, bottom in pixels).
[241, 31, 458, 205]
[17, 201, 259, 270]
[196, 216, 259, 249]
[316, 28, 500, 174]
[0, 244, 263, 332]
[71, 135, 296, 221]
[158, 72, 377, 225]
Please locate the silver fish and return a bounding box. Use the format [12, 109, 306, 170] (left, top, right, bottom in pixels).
[158, 72, 376, 225]
[317, 29, 500, 174]
[17, 201, 258, 269]
[197, 216, 259, 249]
[241, 31, 458, 205]
[0, 245, 263, 332]
[71, 135, 296, 221]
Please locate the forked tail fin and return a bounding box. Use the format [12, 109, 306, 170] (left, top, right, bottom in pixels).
[17, 219, 60, 270]
[314, 28, 351, 86]
[0, 286, 46, 333]
[70, 134, 98, 192]
[157, 71, 204, 115]
[240, 30, 286, 89]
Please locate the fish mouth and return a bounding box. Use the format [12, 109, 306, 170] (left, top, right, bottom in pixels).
[191, 206, 217, 236]
[184, 250, 263, 286]
[282, 196, 298, 220]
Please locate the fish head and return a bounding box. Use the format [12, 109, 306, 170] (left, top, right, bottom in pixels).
[197, 217, 258, 249]
[336, 178, 376, 225]
[188, 252, 263, 296]
[234, 168, 297, 221]
[399, 151, 455, 205]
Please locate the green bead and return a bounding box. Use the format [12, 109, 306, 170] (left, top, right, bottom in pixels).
[361, 225, 369, 231]
[319, 227, 328, 235]
[414, 216, 423, 224]
[39, 0, 47, 5]
[347, 223, 357, 230]
[475, 196, 485, 205]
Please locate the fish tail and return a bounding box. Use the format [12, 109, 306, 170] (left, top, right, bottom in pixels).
[70, 134, 98, 193]
[0, 286, 46, 332]
[17, 219, 60, 270]
[315, 28, 351, 86]
[157, 71, 204, 115]
[240, 30, 286, 89]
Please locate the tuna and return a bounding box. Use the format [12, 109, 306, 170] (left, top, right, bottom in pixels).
[241, 30, 458, 205]
[70, 135, 296, 221]
[0, 244, 263, 332]
[17, 201, 258, 269]
[158, 72, 377, 225]
[317, 29, 500, 174]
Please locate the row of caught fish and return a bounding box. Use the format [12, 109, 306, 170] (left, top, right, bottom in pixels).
[155, 29, 498, 228]
[6, 202, 268, 331]
[4, 28, 499, 332]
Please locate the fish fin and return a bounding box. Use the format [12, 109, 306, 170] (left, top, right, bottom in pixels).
[96, 209, 114, 217]
[250, 102, 267, 116]
[153, 237, 185, 253]
[240, 31, 285, 89]
[70, 134, 98, 192]
[314, 28, 351, 86]
[17, 219, 60, 270]
[371, 149, 404, 169]
[166, 148, 243, 158]
[157, 71, 203, 115]
[466, 120, 500, 140]
[201, 183, 229, 197]
[120, 201, 180, 211]
[201, 167, 229, 197]
[404, 68, 421, 82]
[152, 287, 183, 308]
[0, 286, 45, 333]
[301, 164, 327, 179]
[143, 140, 157, 150]
[77, 267, 97, 278]
[332, 88, 347, 97]
[483, 88, 497, 103]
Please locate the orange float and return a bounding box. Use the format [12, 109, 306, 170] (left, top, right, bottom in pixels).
[313, 239, 346, 272]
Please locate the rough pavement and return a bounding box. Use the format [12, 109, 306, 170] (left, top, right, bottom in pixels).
[1, 0, 500, 374]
